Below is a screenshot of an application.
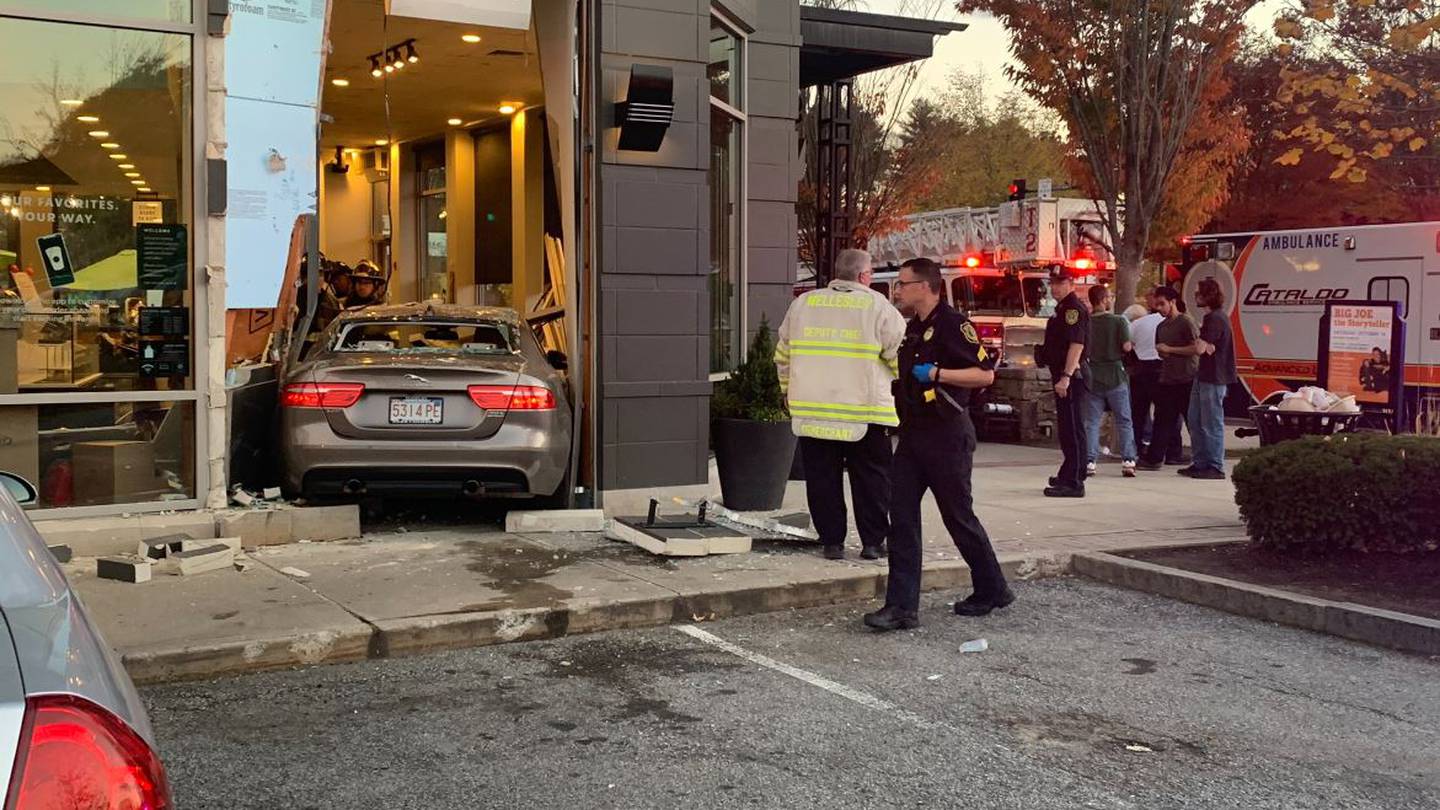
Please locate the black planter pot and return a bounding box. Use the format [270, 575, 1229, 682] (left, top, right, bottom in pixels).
[713, 417, 798, 511]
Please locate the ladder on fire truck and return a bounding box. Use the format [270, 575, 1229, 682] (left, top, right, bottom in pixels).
[867, 198, 1118, 270]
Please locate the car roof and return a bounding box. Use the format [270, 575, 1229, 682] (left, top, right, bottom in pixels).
[334, 302, 522, 326]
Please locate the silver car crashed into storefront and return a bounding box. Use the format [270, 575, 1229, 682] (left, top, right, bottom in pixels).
[280, 303, 573, 501]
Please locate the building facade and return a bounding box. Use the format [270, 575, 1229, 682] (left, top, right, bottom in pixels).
[0, 0, 950, 518]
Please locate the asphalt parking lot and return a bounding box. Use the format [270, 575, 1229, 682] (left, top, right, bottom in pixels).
[145, 578, 1440, 809]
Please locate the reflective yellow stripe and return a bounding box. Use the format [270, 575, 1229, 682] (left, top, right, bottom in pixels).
[792, 409, 899, 425]
[790, 401, 896, 415]
[790, 349, 882, 360]
[790, 339, 882, 352]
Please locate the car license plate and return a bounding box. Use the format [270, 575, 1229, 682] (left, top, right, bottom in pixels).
[389, 397, 443, 425]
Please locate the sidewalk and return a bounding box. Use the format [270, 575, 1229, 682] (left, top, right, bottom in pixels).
[68, 442, 1248, 684]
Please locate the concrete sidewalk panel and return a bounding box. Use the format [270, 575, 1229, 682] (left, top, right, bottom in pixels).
[290, 504, 362, 542]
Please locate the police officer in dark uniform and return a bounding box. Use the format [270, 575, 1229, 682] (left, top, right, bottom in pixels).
[863, 258, 1013, 631]
[1041, 265, 1090, 498]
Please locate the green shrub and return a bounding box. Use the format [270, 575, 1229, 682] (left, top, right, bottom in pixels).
[1232, 433, 1440, 553]
[711, 317, 788, 423]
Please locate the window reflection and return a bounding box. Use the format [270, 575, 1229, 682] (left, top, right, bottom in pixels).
[0, 0, 192, 23]
[0, 16, 192, 393]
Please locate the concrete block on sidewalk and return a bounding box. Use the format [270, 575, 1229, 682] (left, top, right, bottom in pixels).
[139, 534, 188, 560]
[97, 556, 152, 584]
[505, 509, 607, 534]
[289, 504, 361, 543]
[46, 544, 72, 563]
[173, 544, 235, 576]
[216, 508, 294, 547]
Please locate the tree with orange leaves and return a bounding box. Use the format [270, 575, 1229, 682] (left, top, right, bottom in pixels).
[1271, 0, 1438, 215]
[956, 0, 1256, 310]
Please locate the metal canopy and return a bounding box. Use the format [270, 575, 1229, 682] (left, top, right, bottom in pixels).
[799, 6, 967, 88]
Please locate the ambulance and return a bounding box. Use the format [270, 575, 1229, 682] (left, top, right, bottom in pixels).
[1178, 221, 1440, 416]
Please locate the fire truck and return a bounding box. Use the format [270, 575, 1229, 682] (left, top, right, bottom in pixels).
[865, 197, 1117, 365]
[1178, 221, 1440, 417]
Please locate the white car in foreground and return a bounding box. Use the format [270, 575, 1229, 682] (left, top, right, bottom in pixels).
[0, 472, 172, 809]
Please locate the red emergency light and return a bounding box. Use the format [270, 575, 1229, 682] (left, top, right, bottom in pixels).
[964, 255, 981, 269]
[1072, 258, 1094, 271]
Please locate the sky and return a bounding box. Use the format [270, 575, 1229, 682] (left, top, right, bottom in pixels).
[860, 0, 1291, 108]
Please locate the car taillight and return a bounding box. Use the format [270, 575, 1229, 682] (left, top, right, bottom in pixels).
[976, 322, 1004, 341]
[280, 382, 364, 408]
[6, 694, 172, 810]
[467, 385, 556, 411]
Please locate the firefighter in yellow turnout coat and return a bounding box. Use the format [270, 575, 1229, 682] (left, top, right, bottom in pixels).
[775, 249, 906, 560]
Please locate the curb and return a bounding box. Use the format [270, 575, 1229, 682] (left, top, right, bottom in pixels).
[1072, 551, 1440, 657]
[120, 552, 1071, 684]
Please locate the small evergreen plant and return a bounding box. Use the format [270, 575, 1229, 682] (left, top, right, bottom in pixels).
[711, 317, 788, 423]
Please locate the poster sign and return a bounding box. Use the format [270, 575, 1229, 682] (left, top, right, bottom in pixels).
[133, 201, 164, 225]
[138, 306, 189, 337]
[36, 233, 75, 287]
[137, 224, 188, 290]
[1318, 300, 1405, 432]
[138, 339, 190, 377]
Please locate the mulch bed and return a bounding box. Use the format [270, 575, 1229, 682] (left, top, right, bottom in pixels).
[1119, 543, 1440, 622]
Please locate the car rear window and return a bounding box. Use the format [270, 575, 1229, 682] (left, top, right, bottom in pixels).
[334, 321, 514, 354]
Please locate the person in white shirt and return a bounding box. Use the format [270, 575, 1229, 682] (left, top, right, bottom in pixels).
[1126, 293, 1167, 460]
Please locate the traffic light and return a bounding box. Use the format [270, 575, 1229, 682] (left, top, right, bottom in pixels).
[1007, 179, 1027, 202]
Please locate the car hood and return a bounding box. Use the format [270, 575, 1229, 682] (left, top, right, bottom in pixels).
[0, 490, 156, 747]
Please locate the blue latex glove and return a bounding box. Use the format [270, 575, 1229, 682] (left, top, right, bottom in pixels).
[912, 363, 937, 384]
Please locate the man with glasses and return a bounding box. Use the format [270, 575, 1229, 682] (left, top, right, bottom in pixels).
[863, 258, 1012, 631]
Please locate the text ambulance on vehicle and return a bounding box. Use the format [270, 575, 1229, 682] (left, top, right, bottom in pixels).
[1177, 221, 1440, 416]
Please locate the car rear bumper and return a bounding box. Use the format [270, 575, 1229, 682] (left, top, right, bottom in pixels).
[282, 418, 569, 498]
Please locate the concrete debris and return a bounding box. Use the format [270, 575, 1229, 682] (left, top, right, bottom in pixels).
[46, 544, 73, 564]
[230, 486, 256, 507]
[1125, 744, 1154, 753]
[262, 487, 282, 500]
[234, 559, 252, 573]
[139, 534, 189, 560]
[280, 566, 311, 580]
[97, 556, 152, 584]
[174, 544, 235, 576]
[671, 497, 818, 542]
[960, 639, 989, 654]
[926, 674, 944, 681]
[505, 509, 607, 534]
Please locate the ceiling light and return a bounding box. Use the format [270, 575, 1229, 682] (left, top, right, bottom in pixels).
[461, 34, 481, 43]
[384, 63, 394, 73]
[34, 186, 50, 192]
[499, 103, 518, 115]
[77, 115, 100, 123]
[138, 187, 152, 193]
[108, 154, 128, 160]
[124, 172, 141, 178]
[118, 163, 135, 169]
[60, 99, 83, 107]
[87, 130, 109, 138]
[405, 41, 419, 63]
[131, 180, 146, 185]
[332, 78, 350, 87]
[392, 50, 406, 70]
[100, 142, 121, 149]
[370, 55, 383, 77]
[375, 139, 389, 146]
[447, 118, 463, 126]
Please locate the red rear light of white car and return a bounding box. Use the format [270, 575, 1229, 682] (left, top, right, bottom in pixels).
[281, 382, 365, 408]
[467, 385, 556, 411]
[5, 694, 172, 810]
[975, 321, 1004, 341]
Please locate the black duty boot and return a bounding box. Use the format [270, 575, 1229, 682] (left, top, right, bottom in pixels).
[860, 542, 887, 560]
[953, 589, 1016, 617]
[822, 545, 845, 560]
[863, 605, 919, 631]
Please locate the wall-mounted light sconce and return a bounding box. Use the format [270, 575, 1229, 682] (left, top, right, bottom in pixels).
[614, 64, 675, 152]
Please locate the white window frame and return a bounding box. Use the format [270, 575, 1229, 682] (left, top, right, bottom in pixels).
[0, 0, 210, 517]
[708, 5, 748, 377]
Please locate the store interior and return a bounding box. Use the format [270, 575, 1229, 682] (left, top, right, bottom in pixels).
[315, 0, 561, 316]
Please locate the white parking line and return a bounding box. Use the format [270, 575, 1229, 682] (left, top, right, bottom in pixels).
[674, 624, 952, 732]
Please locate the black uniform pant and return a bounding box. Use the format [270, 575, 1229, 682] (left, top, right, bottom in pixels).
[1145, 381, 1193, 465]
[1054, 375, 1089, 490]
[800, 424, 892, 549]
[885, 416, 1006, 613]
